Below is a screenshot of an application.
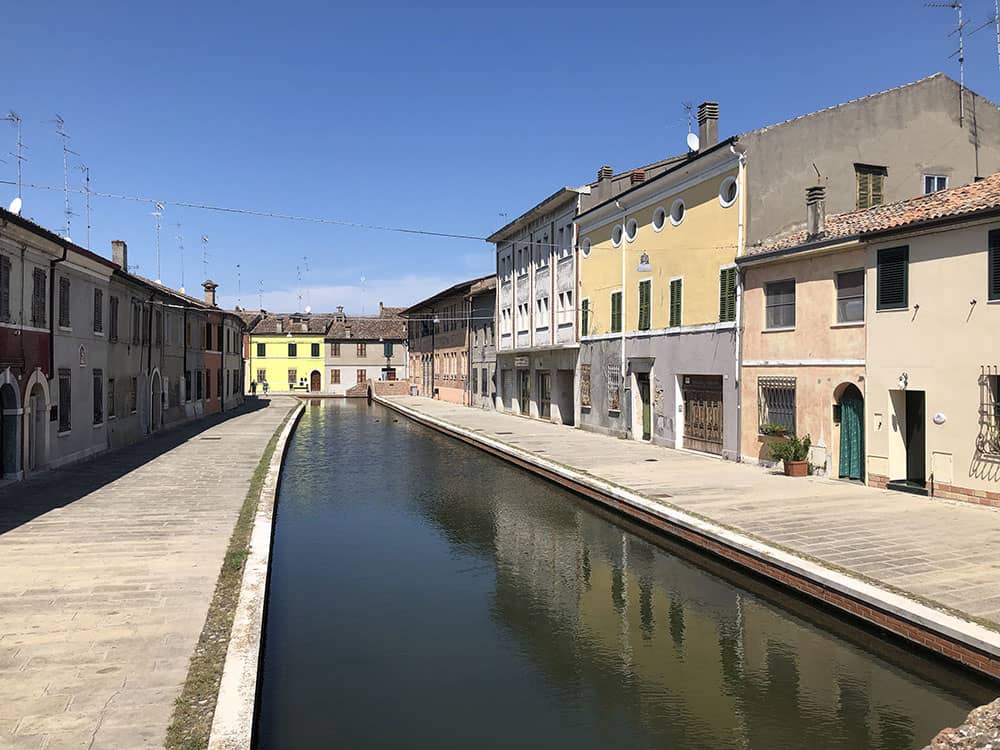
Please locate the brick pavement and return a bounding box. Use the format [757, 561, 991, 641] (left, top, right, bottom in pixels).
[0, 397, 296, 750]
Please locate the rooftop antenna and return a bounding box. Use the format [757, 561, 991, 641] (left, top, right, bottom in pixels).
[968, 2, 1000, 71]
[296, 263, 303, 311]
[2, 111, 25, 201]
[151, 202, 164, 283]
[201, 235, 209, 279]
[360, 273, 367, 316]
[50, 115, 78, 238]
[301, 255, 310, 310]
[257, 279, 264, 310]
[174, 223, 185, 292]
[236, 263, 241, 307]
[77, 164, 91, 250]
[927, 1, 967, 125]
[681, 101, 694, 134]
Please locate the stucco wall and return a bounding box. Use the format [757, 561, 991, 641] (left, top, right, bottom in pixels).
[496, 348, 577, 425]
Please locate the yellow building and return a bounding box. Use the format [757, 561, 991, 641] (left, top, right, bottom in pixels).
[246, 313, 330, 393]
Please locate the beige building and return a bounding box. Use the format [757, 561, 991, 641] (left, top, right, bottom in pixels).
[324, 304, 407, 395]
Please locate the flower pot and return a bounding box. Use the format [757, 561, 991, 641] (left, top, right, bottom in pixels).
[784, 460, 809, 477]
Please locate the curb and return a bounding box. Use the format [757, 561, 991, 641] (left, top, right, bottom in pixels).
[207, 401, 305, 750]
[375, 395, 1000, 680]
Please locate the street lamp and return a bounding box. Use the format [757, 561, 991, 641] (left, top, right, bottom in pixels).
[636, 252, 652, 273]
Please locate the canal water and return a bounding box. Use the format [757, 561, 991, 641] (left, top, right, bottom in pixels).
[255, 400, 994, 749]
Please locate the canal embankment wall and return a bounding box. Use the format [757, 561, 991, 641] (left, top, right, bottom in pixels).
[207, 400, 306, 750]
[374, 394, 1000, 682]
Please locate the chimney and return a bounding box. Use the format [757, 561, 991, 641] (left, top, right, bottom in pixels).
[629, 169, 646, 186]
[379, 301, 384, 316]
[202, 279, 218, 307]
[111, 240, 128, 271]
[345, 324, 352, 338]
[597, 165, 613, 201]
[335, 305, 346, 322]
[276, 319, 283, 334]
[806, 185, 826, 239]
[697, 102, 719, 150]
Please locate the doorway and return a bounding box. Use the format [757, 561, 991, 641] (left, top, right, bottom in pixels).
[310, 370, 321, 392]
[837, 384, 864, 480]
[537, 371, 551, 420]
[681, 375, 723, 455]
[150, 371, 163, 432]
[518, 370, 530, 416]
[636, 373, 651, 441]
[0, 383, 18, 478]
[904, 390, 926, 486]
[26, 384, 47, 473]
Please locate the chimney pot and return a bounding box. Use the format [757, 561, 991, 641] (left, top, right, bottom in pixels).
[201, 279, 218, 307]
[629, 169, 646, 186]
[806, 185, 826, 239]
[111, 240, 128, 271]
[697, 101, 719, 150]
[597, 165, 613, 181]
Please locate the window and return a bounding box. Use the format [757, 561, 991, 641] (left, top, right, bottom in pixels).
[765, 279, 795, 329]
[383, 341, 393, 358]
[256, 368, 266, 383]
[206, 369, 211, 400]
[31, 268, 46, 326]
[719, 176, 739, 207]
[107, 377, 116, 419]
[758, 377, 796, 434]
[357, 343, 367, 357]
[670, 199, 686, 226]
[257, 342, 266, 357]
[331, 342, 341, 357]
[669, 278, 683, 327]
[92, 369, 103, 425]
[128, 377, 137, 414]
[288, 342, 297, 357]
[58, 369, 72, 432]
[989, 230, 1000, 302]
[58, 277, 71, 328]
[472, 367, 479, 394]
[581, 237, 592, 257]
[185, 371, 192, 401]
[357, 369, 366, 384]
[876, 246, 909, 310]
[856, 164, 887, 210]
[979, 371, 1000, 455]
[606, 361, 622, 412]
[311, 342, 320, 357]
[719, 267, 737, 323]
[638, 279, 651, 331]
[155, 310, 162, 345]
[652, 206, 667, 232]
[331, 368, 341, 384]
[836, 269, 865, 323]
[93, 289, 103, 333]
[924, 175, 948, 194]
[109, 296, 119, 341]
[204, 322, 212, 351]
[580, 363, 592, 408]
[217, 369, 222, 400]
[581, 298, 590, 336]
[142, 308, 150, 344]
[196, 371, 204, 400]
[612, 224, 624, 247]
[625, 218, 638, 242]
[0, 256, 10, 322]
[481, 368, 488, 396]
[610, 292, 622, 333]
[133, 302, 141, 344]
[288, 368, 297, 385]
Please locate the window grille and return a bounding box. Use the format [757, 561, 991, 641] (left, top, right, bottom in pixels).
[607, 361, 622, 412]
[977, 366, 1000, 456]
[93, 289, 103, 333]
[758, 376, 796, 434]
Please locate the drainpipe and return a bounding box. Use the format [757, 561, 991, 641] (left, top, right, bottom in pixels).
[48, 242, 68, 381]
[615, 199, 628, 438]
[430, 313, 435, 398]
[732, 142, 748, 462]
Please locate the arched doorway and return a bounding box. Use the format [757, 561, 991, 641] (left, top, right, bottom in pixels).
[25, 381, 48, 474]
[150, 370, 163, 432]
[310, 370, 321, 392]
[836, 383, 864, 480]
[0, 381, 19, 479]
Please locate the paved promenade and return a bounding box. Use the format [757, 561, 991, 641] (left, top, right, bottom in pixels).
[383, 396, 1000, 629]
[0, 397, 296, 750]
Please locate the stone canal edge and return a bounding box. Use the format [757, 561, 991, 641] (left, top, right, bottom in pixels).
[374, 395, 1000, 682]
[205, 400, 305, 750]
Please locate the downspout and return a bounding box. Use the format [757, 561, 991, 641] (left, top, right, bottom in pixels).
[183, 306, 188, 403]
[732, 142, 748, 462]
[49, 242, 68, 381]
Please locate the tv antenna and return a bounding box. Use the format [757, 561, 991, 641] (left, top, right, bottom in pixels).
[151, 202, 164, 282]
[969, 1, 1000, 71]
[201, 235, 209, 280]
[236, 263, 241, 307]
[78, 164, 91, 250]
[2, 111, 25, 201]
[360, 273, 367, 316]
[50, 115, 78, 238]
[927, 1, 967, 125]
[257, 279, 264, 310]
[301, 255, 310, 309]
[174, 223, 185, 292]
[296, 263, 303, 311]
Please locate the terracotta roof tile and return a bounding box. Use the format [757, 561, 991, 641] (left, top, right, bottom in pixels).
[326, 315, 406, 341]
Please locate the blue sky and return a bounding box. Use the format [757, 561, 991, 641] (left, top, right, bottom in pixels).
[5, 0, 1000, 312]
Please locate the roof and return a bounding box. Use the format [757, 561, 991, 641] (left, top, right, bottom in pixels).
[0, 206, 118, 270]
[399, 274, 494, 316]
[743, 172, 1000, 261]
[250, 313, 334, 335]
[379, 305, 405, 318]
[326, 315, 406, 341]
[486, 187, 588, 243]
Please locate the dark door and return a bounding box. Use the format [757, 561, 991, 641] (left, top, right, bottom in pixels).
[537, 372, 551, 419]
[310, 371, 321, 392]
[518, 370, 530, 415]
[905, 390, 926, 485]
[682, 375, 723, 455]
[636, 373, 651, 440]
[838, 387, 864, 480]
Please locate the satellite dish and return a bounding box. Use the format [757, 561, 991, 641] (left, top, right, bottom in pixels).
[686, 132, 700, 152]
[7, 197, 22, 215]
[305, 305, 312, 314]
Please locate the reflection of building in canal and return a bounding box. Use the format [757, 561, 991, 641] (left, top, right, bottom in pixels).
[491, 500, 973, 748]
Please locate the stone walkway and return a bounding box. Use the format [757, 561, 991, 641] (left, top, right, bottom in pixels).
[0, 397, 296, 750]
[383, 396, 1000, 629]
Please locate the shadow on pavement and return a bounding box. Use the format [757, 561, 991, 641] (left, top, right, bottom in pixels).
[0, 397, 275, 536]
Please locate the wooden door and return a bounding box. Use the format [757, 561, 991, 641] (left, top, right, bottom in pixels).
[637, 373, 651, 440]
[682, 375, 723, 455]
[310, 370, 321, 392]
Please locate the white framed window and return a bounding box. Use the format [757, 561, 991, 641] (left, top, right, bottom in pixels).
[670, 199, 686, 226]
[652, 206, 667, 232]
[835, 269, 865, 323]
[719, 176, 739, 207]
[612, 224, 624, 247]
[625, 218, 638, 242]
[923, 175, 948, 194]
[581, 237, 592, 257]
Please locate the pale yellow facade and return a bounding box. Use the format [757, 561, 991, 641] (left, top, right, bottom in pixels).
[247, 333, 326, 393]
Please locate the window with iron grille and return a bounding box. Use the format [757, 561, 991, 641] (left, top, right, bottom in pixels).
[0, 256, 10, 322]
[758, 377, 796, 434]
[877, 246, 908, 310]
[765, 279, 795, 329]
[719, 267, 737, 323]
[610, 292, 622, 333]
[93, 289, 103, 333]
[58, 276, 71, 328]
[638, 280, 651, 331]
[977, 366, 1000, 456]
[109, 296, 119, 341]
[836, 269, 865, 323]
[856, 164, 887, 210]
[58, 368, 72, 432]
[107, 377, 116, 418]
[31, 268, 46, 326]
[989, 230, 1000, 302]
[607, 361, 622, 412]
[311, 342, 320, 357]
[669, 278, 683, 327]
[256, 368, 266, 383]
[128, 377, 137, 413]
[92, 369, 103, 425]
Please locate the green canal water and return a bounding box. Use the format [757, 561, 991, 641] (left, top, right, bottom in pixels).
[255, 399, 994, 749]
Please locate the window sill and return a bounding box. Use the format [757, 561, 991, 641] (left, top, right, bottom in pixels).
[987, 298, 1000, 304]
[93, 331, 104, 337]
[108, 415, 117, 421]
[608, 409, 621, 417]
[57, 430, 71, 437]
[875, 306, 909, 313]
[59, 326, 72, 332]
[763, 327, 796, 333]
[93, 422, 104, 429]
[830, 321, 865, 329]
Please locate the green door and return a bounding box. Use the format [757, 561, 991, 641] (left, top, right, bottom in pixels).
[838, 390, 864, 480]
[637, 374, 651, 441]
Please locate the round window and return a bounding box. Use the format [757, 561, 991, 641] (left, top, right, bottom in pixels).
[612, 224, 624, 247]
[652, 206, 667, 232]
[625, 218, 638, 242]
[670, 199, 686, 226]
[581, 237, 592, 257]
[719, 176, 738, 207]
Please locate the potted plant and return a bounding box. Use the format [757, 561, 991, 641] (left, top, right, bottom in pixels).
[768, 433, 812, 477]
[760, 423, 788, 437]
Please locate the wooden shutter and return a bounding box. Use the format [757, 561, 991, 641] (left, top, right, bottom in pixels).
[877, 246, 908, 310]
[581, 299, 589, 336]
[719, 268, 737, 322]
[59, 277, 70, 327]
[857, 172, 870, 210]
[638, 281, 651, 330]
[669, 279, 682, 327]
[0, 256, 10, 322]
[610, 292, 622, 333]
[871, 173, 884, 206]
[989, 230, 1000, 301]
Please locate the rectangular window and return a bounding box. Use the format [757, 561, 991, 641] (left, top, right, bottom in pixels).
[876, 246, 909, 310]
[93, 289, 103, 333]
[383, 341, 393, 358]
[331, 369, 341, 384]
[579, 363, 592, 408]
[109, 296, 119, 341]
[481, 368, 488, 396]
[357, 343, 367, 357]
[472, 367, 479, 394]
[256, 342, 266, 357]
[288, 368, 297, 385]
[856, 164, 887, 210]
[0, 256, 10, 322]
[638, 280, 651, 331]
[92, 369, 103, 425]
[924, 175, 948, 194]
[185, 371, 192, 401]
[331, 343, 341, 357]
[765, 279, 795, 329]
[311, 342, 320, 357]
[107, 377, 116, 419]
[58, 276, 71, 328]
[606, 361, 622, 412]
[989, 230, 1000, 302]
[581, 299, 590, 336]
[129, 377, 137, 413]
[206, 369, 212, 400]
[196, 371, 204, 400]
[204, 323, 212, 351]
[155, 309, 162, 345]
[758, 376, 796, 434]
[719, 267, 737, 323]
[256, 368, 266, 384]
[669, 278, 683, 328]
[288, 342, 297, 357]
[142, 308, 150, 344]
[836, 269, 865, 323]
[31, 268, 47, 326]
[357, 368, 366, 384]
[133, 302, 141, 345]
[610, 292, 622, 333]
[58, 368, 72, 432]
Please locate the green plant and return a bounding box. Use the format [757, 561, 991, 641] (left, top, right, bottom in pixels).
[767, 433, 811, 463]
[760, 423, 787, 436]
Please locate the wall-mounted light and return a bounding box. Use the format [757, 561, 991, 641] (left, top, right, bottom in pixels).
[933, 412, 947, 425]
[636, 252, 652, 273]
[898, 372, 908, 389]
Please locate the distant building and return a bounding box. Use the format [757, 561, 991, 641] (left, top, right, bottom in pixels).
[324, 303, 407, 395]
[467, 277, 497, 409]
[247, 313, 331, 393]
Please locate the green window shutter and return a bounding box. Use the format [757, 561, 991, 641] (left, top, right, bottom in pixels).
[871, 173, 884, 206]
[581, 299, 590, 335]
[669, 279, 682, 327]
[989, 230, 1000, 301]
[857, 173, 870, 210]
[719, 267, 737, 322]
[876, 246, 908, 310]
[638, 281, 651, 330]
[610, 292, 622, 333]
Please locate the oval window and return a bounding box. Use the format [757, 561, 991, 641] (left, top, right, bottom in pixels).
[612, 224, 624, 247]
[581, 237, 592, 257]
[670, 199, 686, 226]
[652, 206, 667, 232]
[625, 218, 638, 242]
[719, 176, 738, 207]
